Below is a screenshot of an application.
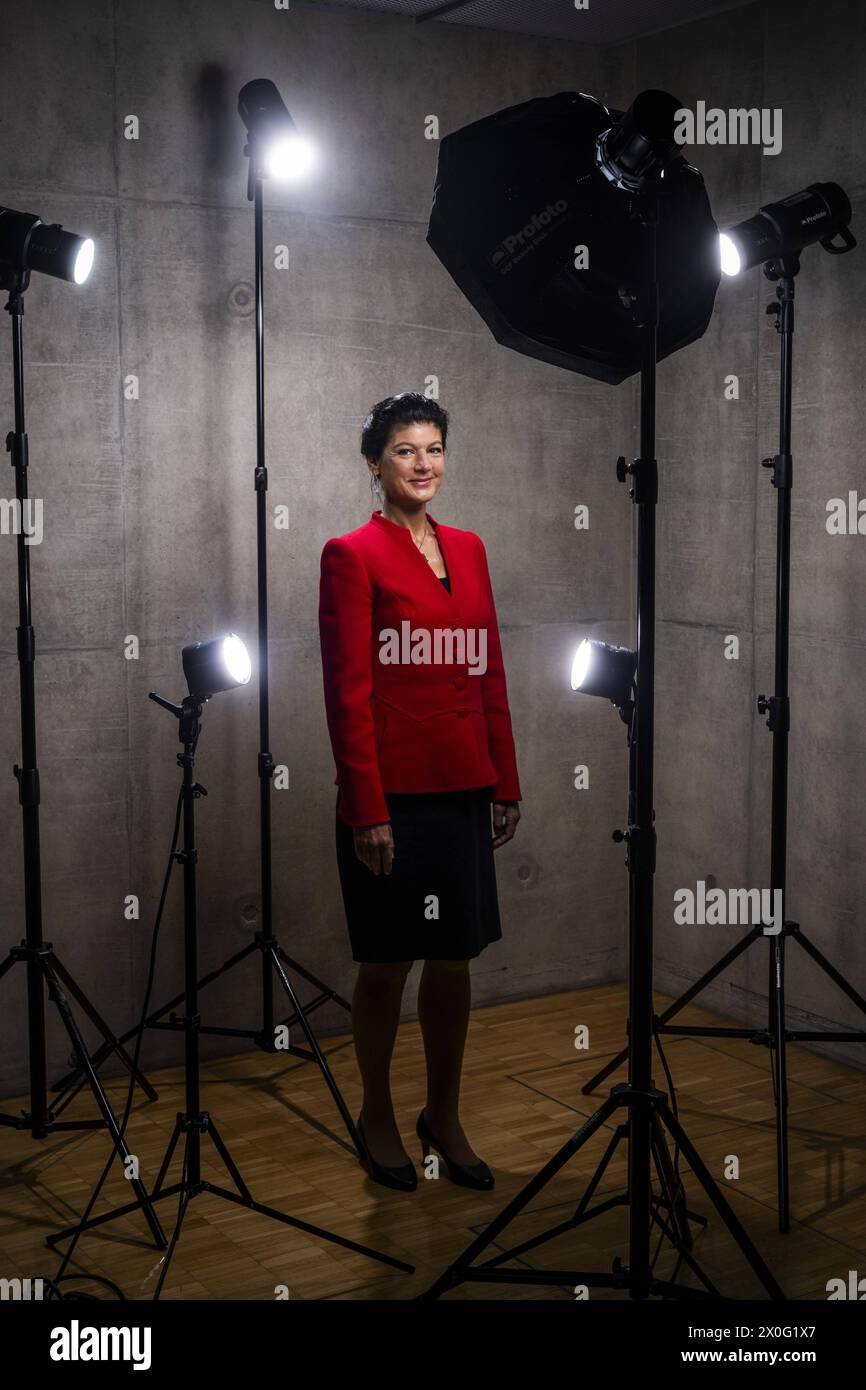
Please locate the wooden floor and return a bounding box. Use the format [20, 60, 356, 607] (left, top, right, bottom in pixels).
[1, 983, 864, 1301]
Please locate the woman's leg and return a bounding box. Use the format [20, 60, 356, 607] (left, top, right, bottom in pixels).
[417, 958, 480, 1164]
[353, 959, 414, 1165]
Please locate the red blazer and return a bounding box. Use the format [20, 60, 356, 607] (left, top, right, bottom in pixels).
[319, 509, 522, 827]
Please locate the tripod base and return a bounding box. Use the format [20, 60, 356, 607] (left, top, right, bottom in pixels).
[0, 945, 166, 1249]
[48, 1107, 414, 1293]
[0, 942, 158, 1130]
[53, 932, 364, 1158]
[419, 1082, 785, 1301]
[585, 922, 866, 1089]
[581, 920, 866, 1233]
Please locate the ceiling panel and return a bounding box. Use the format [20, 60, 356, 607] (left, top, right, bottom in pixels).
[290, 0, 756, 46]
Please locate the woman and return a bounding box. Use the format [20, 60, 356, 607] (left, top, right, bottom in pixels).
[318, 392, 521, 1193]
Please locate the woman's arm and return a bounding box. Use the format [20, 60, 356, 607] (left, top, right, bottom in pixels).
[475, 534, 522, 806]
[318, 537, 391, 829]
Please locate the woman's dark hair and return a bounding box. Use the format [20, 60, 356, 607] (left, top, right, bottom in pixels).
[361, 392, 449, 462]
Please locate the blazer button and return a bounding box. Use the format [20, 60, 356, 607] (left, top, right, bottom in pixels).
[453, 676, 467, 689]
[457, 709, 469, 718]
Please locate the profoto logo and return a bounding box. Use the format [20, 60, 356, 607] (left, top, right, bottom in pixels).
[491, 200, 568, 273]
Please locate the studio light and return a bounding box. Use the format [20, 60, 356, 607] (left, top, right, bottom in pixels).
[0, 207, 94, 285]
[264, 133, 315, 181]
[427, 89, 720, 383]
[237, 78, 314, 181]
[230, 75, 367, 1170]
[595, 89, 683, 192]
[719, 182, 855, 276]
[182, 634, 251, 700]
[701, 169, 858, 1235]
[422, 89, 784, 1304]
[571, 638, 636, 708]
[0, 185, 163, 1223]
[54, 622, 407, 1294]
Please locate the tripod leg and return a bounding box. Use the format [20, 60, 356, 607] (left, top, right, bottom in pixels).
[49, 954, 158, 1103]
[0, 948, 48, 1135]
[275, 945, 353, 1013]
[647, 1197, 718, 1296]
[581, 1040, 630, 1095]
[43, 961, 166, 1250]
[154, 1140, 192, 1301]
[650, 1112, 690, 1250]
[647, 1115, 714, 1300]
[203, 1120, 413, 1273]
[48, 1117, 184, 1250]
[475, 1124, 630, 1271]
[203, 1116, 253, 1203]
[793, 931, 866, 1017]
[419, 1093, 620, 1299]
[27, 949, 50, 1139]
[573, 1122, 627, 1220]
[45, 1068, 114, 1126]
[582, 930, 761, 1095]
[151, 1115, 184, 1199]
[51, 941, 262, 1094]
[769, 935, 790, 1233]
[267, 945, 363, 1157]
[656, 1099, 785, 1300]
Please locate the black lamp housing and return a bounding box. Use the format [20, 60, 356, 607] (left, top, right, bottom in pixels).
[182, 634, 251, 701]
[720, 182, 856, 275]
[238, 78, 296, 145]
[0, 206, 94, 286]
[571, 639, 636, 709]
[595, 89, 684, 192]
[237, 78, 314, 182]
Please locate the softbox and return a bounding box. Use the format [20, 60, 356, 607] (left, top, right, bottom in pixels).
[427, 91, 720, 384]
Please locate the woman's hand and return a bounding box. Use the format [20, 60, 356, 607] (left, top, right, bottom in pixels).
[353, 822, 395, 875]
[492, 801, 520, 849]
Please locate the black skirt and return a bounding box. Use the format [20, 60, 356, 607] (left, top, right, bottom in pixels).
[335, 786, 502, 963]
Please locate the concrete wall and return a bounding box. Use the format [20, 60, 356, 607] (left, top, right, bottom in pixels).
[605, 0, 866, 1064]
[0, 0, 632, 1093]
[3, 0, 861, 1100]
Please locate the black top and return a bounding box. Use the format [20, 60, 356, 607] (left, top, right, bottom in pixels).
[439, 574, 451, 592]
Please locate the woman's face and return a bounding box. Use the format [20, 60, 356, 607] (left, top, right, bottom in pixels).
[370, 421, 445, 509]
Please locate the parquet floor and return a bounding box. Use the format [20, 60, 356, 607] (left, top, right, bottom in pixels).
[1, 983, 863, 1300]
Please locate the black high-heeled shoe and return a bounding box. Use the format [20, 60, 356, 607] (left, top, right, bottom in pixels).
[416, 1109, 494, 1190]
[356, 1114, 417, 1192]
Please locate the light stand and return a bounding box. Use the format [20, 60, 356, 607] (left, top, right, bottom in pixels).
[0, 258, 164, 1250]
[582, 239, 864, 1236]
[421, 193, 784, 1300]
[57, 87, 365, 1160]
[48, 691, 413, 1291]
[163, 101, 363, 1154]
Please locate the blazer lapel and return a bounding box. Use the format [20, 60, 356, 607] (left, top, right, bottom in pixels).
[427, 517, 469, 624]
